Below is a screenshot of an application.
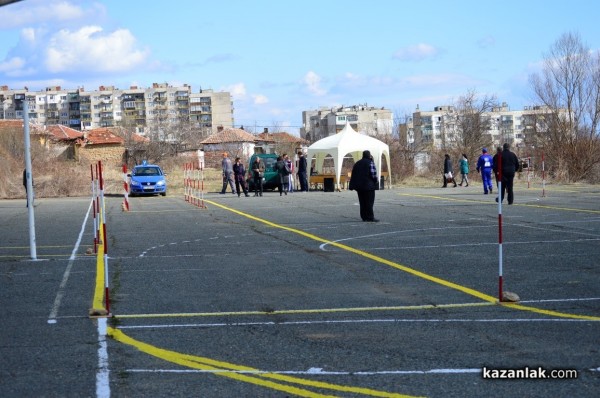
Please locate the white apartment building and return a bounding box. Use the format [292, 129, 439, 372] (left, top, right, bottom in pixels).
[301, 104, 393, 142]
[0, 83, 234, 136]
[403, 103, 550, 149]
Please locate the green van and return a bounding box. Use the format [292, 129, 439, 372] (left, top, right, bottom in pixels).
[247, 153, 279, 191]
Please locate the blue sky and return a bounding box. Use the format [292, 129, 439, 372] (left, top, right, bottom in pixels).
[0, 0, 598, 135]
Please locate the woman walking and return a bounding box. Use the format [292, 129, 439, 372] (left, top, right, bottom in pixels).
[458, 154, 469, 187]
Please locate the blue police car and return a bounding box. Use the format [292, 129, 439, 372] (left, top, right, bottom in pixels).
[128, 163, 167, 196]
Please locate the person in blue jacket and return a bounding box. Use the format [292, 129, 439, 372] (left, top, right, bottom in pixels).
[476, 148, 494, 194]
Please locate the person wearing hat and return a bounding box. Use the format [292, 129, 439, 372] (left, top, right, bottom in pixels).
[220, 152, 236, 195]
[348, 150, 379, 222]
[476, 147, 494, 194]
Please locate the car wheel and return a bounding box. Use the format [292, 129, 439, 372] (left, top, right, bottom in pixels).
[161, 192, 166, 196]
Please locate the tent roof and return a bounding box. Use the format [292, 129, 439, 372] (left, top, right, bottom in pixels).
[306, 123, 390, 189]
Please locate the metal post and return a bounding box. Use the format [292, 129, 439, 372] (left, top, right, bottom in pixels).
[23, 100, 37, 260]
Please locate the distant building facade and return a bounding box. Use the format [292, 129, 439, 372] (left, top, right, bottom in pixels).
[301, 104, 393, 142]
[401, 103, 556, 149]
[0, 83, 234, 137]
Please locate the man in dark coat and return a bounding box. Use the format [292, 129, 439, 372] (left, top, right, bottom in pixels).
[349, 150, 379, 222]
[297, 152, 308, 192]
[494, 143, 520, 205]
[443, 154, 457, 187]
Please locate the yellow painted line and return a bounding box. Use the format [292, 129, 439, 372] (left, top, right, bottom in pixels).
[399, 193, 600, 214]
[115, 302, 494, 319]
[108, 327, 418, 398]
[204, 199, 600, 321]
[91, 215, 106, 313]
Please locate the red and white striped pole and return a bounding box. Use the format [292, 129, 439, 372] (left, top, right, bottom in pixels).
[122, 164, 130, 211]
[497, 151, 503, 302]
[199, 153, 206, 208]
[184, 163, 189, 203]
[541, 151, 546, 197]
[98, 161, 110, 315]
[91, 164, 98, 253]
[526, 152, 531, 189]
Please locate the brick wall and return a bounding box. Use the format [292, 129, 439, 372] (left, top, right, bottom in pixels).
[77, 144, 125, 165]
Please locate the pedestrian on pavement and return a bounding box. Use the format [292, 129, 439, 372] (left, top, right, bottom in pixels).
[442, 154, 457, 187]
[233, 157, 250, 197]
[458, 154, 469, 187]
[476, 148, 494, 194]
[494, 143, 520, 205]
[297, 151, 308, 192]
[275, 155, 289, 196]
[220, 152, 236, 194]
[251, 156, 265, 197]
[349, 150, 379, 222]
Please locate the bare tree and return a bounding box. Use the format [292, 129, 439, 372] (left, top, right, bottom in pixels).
[443, 90, 497, 160]
[529, 32, 600, 182]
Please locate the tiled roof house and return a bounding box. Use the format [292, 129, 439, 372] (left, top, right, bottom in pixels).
[200, 127, 259, 165]
[77, 127, 126, 164]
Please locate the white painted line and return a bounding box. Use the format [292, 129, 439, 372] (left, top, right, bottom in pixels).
[96, 318, 110, 398]
[124, 367, 484, 375]
[118, 317, 598, 330]
[48, 198, 93, 324]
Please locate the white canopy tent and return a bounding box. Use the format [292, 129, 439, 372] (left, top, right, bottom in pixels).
[306, 123, 391, 190]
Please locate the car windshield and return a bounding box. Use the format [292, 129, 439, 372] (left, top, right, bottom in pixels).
[134, 167, 161, 176]
[263, 158, 277, 171]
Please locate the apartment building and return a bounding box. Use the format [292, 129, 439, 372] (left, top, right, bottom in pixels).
[0, 83, 234, 136]
[403, 103, 552, 149]
[301, 104, 393, 142]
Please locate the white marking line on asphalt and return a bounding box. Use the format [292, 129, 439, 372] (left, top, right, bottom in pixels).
[124, 368, 483, 375]
[117, 316, 598, 330]
[48, 198, 93, 324]
[96, 318, 110, 398]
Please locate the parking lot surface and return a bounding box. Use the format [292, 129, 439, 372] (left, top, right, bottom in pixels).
[1, 183, 599, 397]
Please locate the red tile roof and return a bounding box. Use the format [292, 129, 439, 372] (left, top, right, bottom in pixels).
[257, 132, 309, 145]
[46, 125, 84, 140]
[201, 128, 257, 144]
[84, 128, 125, 145]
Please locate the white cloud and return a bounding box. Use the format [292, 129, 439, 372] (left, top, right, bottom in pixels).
[223, 83, 247, 99]
[0, 0, 105, 29]
[0, 57, 25, 72]
[252, 94, 269, 105]
[44, 26, 149, 73]
[393, 43, 439, 61]
[304, 71, 326, 96]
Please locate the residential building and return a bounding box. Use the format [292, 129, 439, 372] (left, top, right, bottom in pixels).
[401, 103, 555, 150]
[301, 104, 393, 142]
[0, 83, 234, 136]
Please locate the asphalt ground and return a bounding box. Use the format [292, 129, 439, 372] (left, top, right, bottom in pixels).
[1, 181, 599, 397]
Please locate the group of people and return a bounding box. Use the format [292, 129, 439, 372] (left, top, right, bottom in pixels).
[442, 143, 521, 204]
[219, 142, 518, 225]
[220, 151, 310, 197]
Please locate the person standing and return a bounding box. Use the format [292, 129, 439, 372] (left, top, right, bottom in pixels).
[349, 150, 379, 222]
[476, 148, 494, 194]
[233, 157, 250, 197]
[220, 152, 236, 194]
[23, 168, 34, 208]
[442, 154, 457, 188]
[251, 156, 265, 197]
[492, 146, 502, 187]
[458, 154, 469, 187]
[285, 154, 294, 193]
[275, 155, 289, 196]
[494, 143, 520, 205]
[297, 151, 308, 192]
